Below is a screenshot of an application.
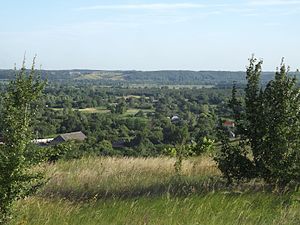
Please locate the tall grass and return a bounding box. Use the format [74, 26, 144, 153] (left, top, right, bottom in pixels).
[41, 156, 220, 200]
[9, 156, 300, 225]
[11, 193, 300, 225]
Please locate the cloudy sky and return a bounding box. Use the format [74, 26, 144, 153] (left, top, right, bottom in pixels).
[0, 0, 299, 71]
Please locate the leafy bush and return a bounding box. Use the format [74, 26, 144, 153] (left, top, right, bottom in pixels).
[193, 137, 215, 155]
[46, 142, 76, 162]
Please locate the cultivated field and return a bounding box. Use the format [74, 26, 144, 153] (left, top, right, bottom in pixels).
[10, 157, 300, 225]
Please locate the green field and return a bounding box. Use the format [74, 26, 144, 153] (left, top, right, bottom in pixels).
[128, 84, 215, 89]
[9, 157, 300, 225]
[75, 72, 125, 81]
[50, 107, 154, 115]
[50, 107, 109, 114]
[78, 107, 110, 114]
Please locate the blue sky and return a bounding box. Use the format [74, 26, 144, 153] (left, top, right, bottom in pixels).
[0, 0, 299, 71]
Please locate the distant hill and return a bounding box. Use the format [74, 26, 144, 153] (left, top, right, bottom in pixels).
[0, 69, 298, 86]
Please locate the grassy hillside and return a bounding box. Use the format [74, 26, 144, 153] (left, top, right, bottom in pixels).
[9, 157, 300, 225]
[75, 71, 124, 81]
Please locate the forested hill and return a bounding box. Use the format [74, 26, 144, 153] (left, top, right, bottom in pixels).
[0, 69, 298, 86]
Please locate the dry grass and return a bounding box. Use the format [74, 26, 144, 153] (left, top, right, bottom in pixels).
[41, 156, 220, 200]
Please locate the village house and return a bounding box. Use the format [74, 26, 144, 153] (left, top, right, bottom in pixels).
[50, 131, 87, 145]
[112, 139, 127, 149]
[223, 120, 235, 128]
[171, 115, 180, 123]
[222, 120, 236, 138]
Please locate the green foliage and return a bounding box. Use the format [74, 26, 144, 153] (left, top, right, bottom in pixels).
[80, 139, 117, 157]
[109, 100, 127, 114]
[1, 81, 237, 157]
[173, 145, 190, 174]
[46, 142, 75, 162]
[96, 140, 114, 156]
[23, 144, 48, 165]
[216, 56, 300, 186]
[193, 137, 215, 155]
[228, 82, 243, 134]
[214, 127, 256, 184]
[195, 106, 217, 141]
[0, 59, 45, 223]
[46, 139, 121, 162]
[260, 62, 300, 184]
[164, 125, 191, 174]
[165, 144, 196, 174]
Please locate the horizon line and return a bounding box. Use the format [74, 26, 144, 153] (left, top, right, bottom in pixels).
[0, 68, 283, 73]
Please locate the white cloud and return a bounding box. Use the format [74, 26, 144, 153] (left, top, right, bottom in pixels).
[249, 0, 300, 6]
[75, 3, 207, 11]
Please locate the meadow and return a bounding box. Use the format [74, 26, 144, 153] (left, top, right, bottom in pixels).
[9, 157, 300, 225]
[50, 107, 154, 115]
[127, 84, 215, 89]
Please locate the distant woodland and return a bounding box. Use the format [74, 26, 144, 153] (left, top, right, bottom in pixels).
[1, 69, 298, 86]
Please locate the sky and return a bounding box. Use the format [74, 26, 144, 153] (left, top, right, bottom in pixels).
[0, 0, 299, 71]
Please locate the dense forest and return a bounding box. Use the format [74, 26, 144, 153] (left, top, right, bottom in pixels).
[1, 69, 298, 86]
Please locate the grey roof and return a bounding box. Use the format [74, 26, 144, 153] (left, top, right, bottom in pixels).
[58, 131, 87, 142]
[112, 140, 126, 148]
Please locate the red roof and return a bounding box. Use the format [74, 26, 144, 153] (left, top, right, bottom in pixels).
[223, 121, 235, 127]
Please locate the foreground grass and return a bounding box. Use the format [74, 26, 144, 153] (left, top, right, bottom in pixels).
[41, 157, 219, 200]
[11, 193, 300, 225]
[9, 157, 300, 225]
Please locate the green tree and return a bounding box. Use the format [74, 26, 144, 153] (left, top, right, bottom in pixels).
[260, 61, 300, 185]
[228, 82, 242, 122]
[166, 125, 191, 174]
[216, 57, 262, 183]
[243, 57, 266, 177]
[115, 100, 127, 114]
[216, 57, 300, 186]
[195, 106, 217, 141]
[215, 124, 255, 184]
[0, 59, 45, 223]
